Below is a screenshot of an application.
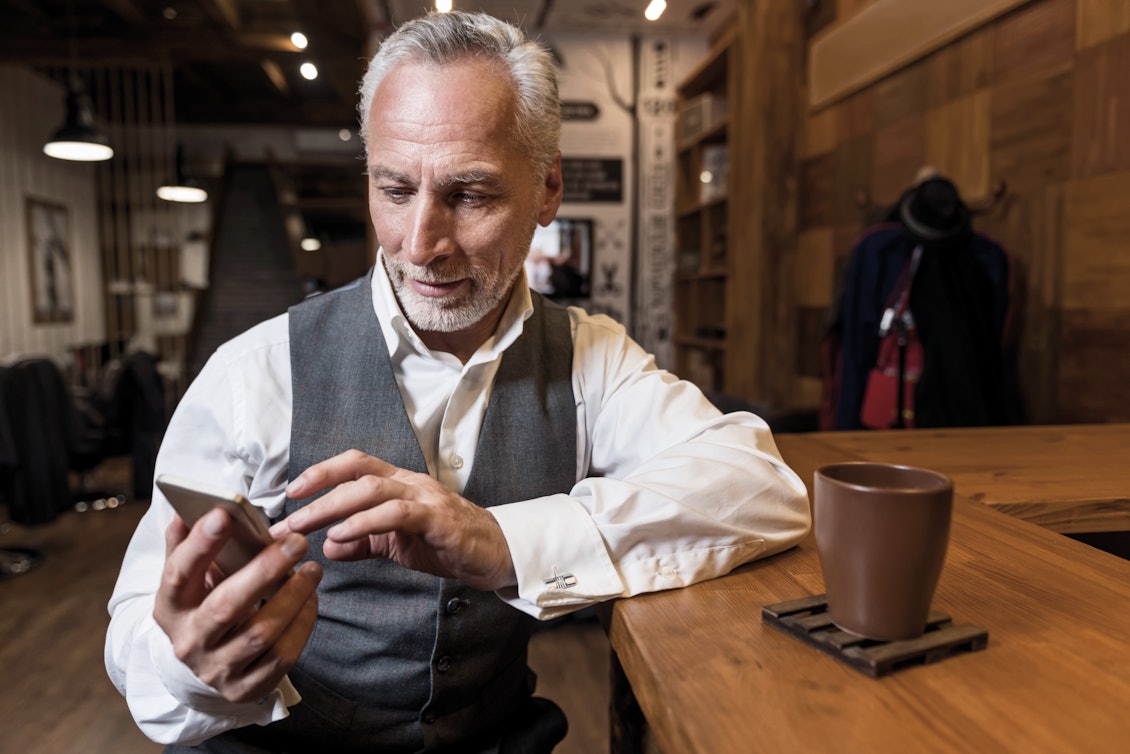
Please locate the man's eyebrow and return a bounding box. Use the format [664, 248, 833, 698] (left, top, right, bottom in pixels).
[366, 165, 410, 183]
[366, 165, 505, 191]
[433, 169, 503, 189]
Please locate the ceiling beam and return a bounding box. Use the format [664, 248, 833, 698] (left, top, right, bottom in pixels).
[288, 0, 368, 114]
[0, 32, 320, 65]
[96, 0, 147, 26]
[197, 0, 243, 31]
[260, 58, 290, 95]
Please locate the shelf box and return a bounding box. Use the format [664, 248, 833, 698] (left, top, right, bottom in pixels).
[699, 144, 729, 203]
[679, 93, 728, 142]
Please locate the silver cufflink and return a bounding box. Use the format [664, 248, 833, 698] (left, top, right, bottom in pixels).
[544, 570, 577, 589]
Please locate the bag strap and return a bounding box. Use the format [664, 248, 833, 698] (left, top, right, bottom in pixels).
[878, 244, 924, 337]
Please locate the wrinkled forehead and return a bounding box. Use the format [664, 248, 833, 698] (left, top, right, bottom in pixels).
[367, 58, 519, 149]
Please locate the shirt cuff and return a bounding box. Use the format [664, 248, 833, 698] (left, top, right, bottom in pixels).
[149, 620, 298, 728]
[489, 494, 624, 620]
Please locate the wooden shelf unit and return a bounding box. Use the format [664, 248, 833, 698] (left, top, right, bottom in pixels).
[673, 29, 737, 395]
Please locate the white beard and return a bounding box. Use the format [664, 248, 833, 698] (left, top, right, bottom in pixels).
[382, 251, 526, 334]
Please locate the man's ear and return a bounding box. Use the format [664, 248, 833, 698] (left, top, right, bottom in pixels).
[537, 153, 564, 226]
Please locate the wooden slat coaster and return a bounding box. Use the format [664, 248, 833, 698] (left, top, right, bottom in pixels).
[762, 595, 989, 678]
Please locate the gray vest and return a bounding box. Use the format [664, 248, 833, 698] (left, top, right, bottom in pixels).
[174, 272, 575, 754]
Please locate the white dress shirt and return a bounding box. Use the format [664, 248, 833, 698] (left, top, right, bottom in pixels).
[105, 254, 810, 745]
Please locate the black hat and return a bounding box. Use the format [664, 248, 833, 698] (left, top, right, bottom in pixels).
[899, 177, 971, 246]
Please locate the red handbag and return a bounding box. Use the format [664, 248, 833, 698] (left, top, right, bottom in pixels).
[860, 246, 924, 429]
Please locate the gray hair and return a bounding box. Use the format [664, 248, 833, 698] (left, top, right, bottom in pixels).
[357, 11, 561, 178]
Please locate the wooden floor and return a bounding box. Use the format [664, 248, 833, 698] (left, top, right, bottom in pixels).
[0, 460, 610, 754]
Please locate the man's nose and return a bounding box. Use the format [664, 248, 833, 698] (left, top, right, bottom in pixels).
[403, 196, 454, 266]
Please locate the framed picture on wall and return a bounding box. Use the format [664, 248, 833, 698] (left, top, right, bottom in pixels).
[26, 196, 74, 324]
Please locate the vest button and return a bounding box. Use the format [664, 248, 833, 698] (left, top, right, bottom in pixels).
[436, 656, 453, 673]
[422, 710, 437, 725]
[446, 597, 466, 614]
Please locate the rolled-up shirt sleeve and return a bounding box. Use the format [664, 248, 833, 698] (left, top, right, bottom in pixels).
[105, 317, 297, 745]
[491, 311, 811, 619]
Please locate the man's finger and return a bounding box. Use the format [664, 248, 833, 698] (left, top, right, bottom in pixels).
[219, 567, 322, 703]
[159, 509, 233, 611]
[282, 475, 413, 535]
[285, 449, 398, 500]
[193, 533, 311, 648]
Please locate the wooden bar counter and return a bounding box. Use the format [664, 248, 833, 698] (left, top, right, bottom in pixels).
[607, 425, 1130, 754]
[789, 424, 1130, 533]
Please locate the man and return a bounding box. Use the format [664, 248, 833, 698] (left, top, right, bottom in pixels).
[106, 11, 810, 753]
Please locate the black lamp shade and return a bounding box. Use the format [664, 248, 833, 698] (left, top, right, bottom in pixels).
[43, 84, 113, 162]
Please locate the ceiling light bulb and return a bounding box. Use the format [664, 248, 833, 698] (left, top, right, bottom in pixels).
[157, 184, 208, 203]
[436, 0, 453, 12]
[300, 62, 318, 80]
[645, 0, 667, 21]
[157, 145, 207, 203]
[301, 237, 322, 252]
[291, 31, 308, 49]
[44, 140, 114, 161]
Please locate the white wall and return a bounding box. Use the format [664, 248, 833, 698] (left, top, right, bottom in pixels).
[0, 66, 105, 369]
[546, 32, 706, 348]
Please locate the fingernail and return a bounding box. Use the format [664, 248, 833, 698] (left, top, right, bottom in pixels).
[281, 534, 307, 558]
[299, 561, 323, 581]
[203, 509, 225, 537]
[268, 521, 288, 538]
[285, 477, 304, 497]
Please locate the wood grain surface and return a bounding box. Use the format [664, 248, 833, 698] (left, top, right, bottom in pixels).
[608, 428, 1130, 753]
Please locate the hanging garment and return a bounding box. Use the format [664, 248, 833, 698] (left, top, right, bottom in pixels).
[823, 223, 1013, 430]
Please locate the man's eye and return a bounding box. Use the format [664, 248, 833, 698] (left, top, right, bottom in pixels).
[381, 188, 412, 202]
[454, 191, 487, 205]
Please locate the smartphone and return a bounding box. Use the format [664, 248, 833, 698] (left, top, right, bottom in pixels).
[156, 473, 275, 576]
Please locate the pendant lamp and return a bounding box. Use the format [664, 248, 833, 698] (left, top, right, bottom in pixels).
[43, 74, 114, 162]
[157, 144, 208, 203]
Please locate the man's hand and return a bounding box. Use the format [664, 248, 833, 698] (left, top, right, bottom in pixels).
[273, 449, 518, 592]
[154, 508, 322, 704]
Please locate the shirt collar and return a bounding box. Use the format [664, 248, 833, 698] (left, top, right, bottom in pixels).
[371, 249, 535, 366]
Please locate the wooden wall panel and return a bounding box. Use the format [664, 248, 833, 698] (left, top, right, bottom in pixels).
[803, 105, 838, 158]
[924, 90, 992, 199]
[993, 0, 1077, 83]
[761, 0, 1130, 423]
[834, 88, 875, 140]
[874, 59, 928, 128]
[795, 228, 835, 307]
[1071, 33, 1130, 179]
[974, 185, 1066, 424]
[835, 0, 879, 23]
[1062, 169, 1130, 308]
[926, 26, 994, 106]
[725, 0, 805, 407]
[990, 69, 1073, 189]
[799, 152, 835, 230]
[795, 306, 828, 378]
[809, 0, 1034, 108]
[1076, 0, 1130, 50]
[1057, 309, 1130, 422]
[833, 134, 875, 225]
[871, 114, 925, 206]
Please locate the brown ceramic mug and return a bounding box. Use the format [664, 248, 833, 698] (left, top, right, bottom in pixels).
[814, 462, 953, 641]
